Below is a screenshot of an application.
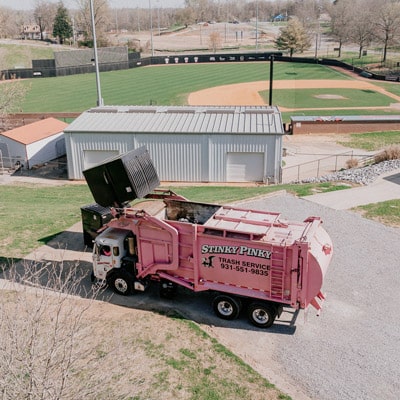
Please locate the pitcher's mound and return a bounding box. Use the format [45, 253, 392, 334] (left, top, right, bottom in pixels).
[314, 94, 347, 99]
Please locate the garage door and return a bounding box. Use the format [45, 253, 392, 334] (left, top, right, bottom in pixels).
[226, 152, 265, 182]
[83, 150, 119, 170]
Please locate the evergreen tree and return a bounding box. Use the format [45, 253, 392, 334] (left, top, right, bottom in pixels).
[53, 2, 73, 44]
[274, 17, 311, 57]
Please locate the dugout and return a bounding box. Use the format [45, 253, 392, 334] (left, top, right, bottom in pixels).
[290, 115, 400, 135]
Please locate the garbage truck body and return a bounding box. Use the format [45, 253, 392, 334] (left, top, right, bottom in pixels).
[83, 147, 333, 328]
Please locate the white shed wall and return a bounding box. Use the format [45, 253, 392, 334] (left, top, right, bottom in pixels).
[25, 133, 65, 168]
[66, 131, 282, 183]
[0, 137, 26, 165]
[0, 132, 65, 168]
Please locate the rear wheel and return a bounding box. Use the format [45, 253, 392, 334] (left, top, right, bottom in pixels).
[247, 302, 276, 329]
[107, 270, 133, 296]
[212, 295, 242, 320]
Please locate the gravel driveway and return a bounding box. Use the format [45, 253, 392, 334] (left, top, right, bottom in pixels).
[206, 193, 400, 400]
[8, 191, 399, 400]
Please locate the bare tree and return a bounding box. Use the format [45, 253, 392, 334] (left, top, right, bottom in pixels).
[373, 0, 400, 63]
[293, 0, 326, 30]
[348, 0, 374, 59]
[34, 0, 58, 40]
[328, 0, 353, 57]
[208, 30, 222, 53]
[0, 81, 30, 131]
[0, 8, 29, 39]
[75, 0, 111, 45]
[184, 0, 213, 23]
[0, 261, 104, 399]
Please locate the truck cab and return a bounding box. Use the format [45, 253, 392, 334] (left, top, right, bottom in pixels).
[93, 227, 129, 281]
[93, 226, 142, 296]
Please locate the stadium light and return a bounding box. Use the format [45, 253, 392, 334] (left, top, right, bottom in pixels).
[90, 0, 104, 107]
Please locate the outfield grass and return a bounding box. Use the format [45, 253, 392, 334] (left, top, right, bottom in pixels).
[19, 62, 352, 112]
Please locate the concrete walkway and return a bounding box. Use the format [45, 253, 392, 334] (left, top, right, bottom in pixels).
[301, 169, 400, 209]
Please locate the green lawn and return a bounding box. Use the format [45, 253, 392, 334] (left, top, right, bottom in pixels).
[353, 199, 400, 227]
[0, 182, 349, 260]
[0, 184, 93, 259]
[0, 43, 54, 69]
[337, 131, 400, 151]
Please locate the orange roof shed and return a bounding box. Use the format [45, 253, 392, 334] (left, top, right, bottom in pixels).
[0, 118, 68, 169]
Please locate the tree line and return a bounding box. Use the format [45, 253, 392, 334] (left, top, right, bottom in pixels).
[0, 0, 399, 60]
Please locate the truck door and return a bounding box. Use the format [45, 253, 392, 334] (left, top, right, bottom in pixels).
[93, 243, 120, 280]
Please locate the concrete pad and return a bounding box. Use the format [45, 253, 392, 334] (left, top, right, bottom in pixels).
[302, 170, 400, 209]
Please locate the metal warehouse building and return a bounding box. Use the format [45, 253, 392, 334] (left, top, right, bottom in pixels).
[64, 105, 284, 183]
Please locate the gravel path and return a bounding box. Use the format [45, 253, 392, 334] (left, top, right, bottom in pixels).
[302, 159, 400, 185]
[220, 193, 400, 400]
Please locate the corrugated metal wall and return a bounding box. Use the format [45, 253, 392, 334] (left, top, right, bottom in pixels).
[136, 134, 207, 181]
[209, 135, 279, 182]
[66, 131, 282, 183]
[65, 132, 133, 180]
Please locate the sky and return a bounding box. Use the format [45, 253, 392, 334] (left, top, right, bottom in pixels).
[0, 0, 185, 10]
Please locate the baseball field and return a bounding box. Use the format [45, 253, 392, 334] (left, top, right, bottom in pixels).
[17, 61, 400, 121]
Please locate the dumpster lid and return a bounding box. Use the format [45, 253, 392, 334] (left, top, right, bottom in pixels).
[83, 146, 160, 207]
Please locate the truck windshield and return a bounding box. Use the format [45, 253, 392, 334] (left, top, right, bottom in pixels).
[94, 243, 120, 257]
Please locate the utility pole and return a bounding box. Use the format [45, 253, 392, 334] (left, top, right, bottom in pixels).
[90, 0, 103, 107]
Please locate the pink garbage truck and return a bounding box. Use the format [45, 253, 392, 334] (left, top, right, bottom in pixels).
[82, 147, 333, 328]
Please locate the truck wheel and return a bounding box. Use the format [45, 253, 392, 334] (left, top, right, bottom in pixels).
[212, 295, 241, 320]
[108, 270, 133, 296]
[247, 302, 276, 329]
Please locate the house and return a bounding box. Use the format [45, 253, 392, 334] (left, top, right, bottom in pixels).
[64, 105, 284, 183]
[22, 25, 46, 40]
[0, 118, 68, 169]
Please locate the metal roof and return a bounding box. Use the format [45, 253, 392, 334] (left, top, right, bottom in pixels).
[66, 105, 284, 135]
[0, 118, 68, 145]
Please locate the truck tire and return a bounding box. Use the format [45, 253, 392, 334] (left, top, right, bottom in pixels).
[247, 302, 276, 329]
[212, 295, 242, 320]
[107, 270, 133, 296]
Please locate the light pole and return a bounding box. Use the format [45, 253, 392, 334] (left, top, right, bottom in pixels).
[255, 0, 259, 51]
[90, 0, 103, 106]
[149, 0, 154, 57]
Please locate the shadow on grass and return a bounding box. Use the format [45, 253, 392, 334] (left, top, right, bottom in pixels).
[38, 231, 87, 252]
